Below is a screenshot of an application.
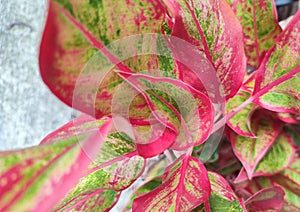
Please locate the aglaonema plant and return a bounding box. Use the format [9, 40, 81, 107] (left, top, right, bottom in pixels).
[0, 0, 299, 211]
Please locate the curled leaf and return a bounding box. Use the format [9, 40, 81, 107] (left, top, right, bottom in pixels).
[229, 110, 282, 178]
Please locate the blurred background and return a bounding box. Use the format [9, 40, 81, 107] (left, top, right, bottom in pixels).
[0, 0, 299, 151]
[0, 0, 73, 150]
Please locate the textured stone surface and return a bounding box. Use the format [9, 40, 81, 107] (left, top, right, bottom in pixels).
[0, 0, 73, 150]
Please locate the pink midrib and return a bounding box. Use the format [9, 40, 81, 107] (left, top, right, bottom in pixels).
[2, 145, 75, 211]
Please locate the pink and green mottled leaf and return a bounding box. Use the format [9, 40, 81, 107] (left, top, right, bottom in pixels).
[39, 0, 169, 118]
[235, 131, 295, 182]
[56, 189, 120, 212]
[230, 0, 282, 68]
[125, 177, 162, 210]
[162, 0, 246, 99]
[272, 157, 300, 209]
[42, 117, 145, 211]
[254, 132, 295, 176]
[0, 117, 112, 211]
[205, 172, 245, 212]
[119, 72, 214, 151]
[237, 158, 300, 210]
[278, 112, 300, 124]
[241, 72, 256, 94]
[132, 155, 210, 212]
[253, 11, 300, 114]
[245, 186, 285, 212]
[229, 110, 282, 178]
[226, 90, 255, 137]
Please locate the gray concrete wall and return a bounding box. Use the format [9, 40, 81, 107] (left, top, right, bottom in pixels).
[0, 0, 73, 150]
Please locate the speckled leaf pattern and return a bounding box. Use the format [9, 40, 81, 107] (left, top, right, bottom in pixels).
[206, 172, 245, 211]
[231, 0, 282, 68]
[119, 72, 214, 150]
[0, 118, 112, 211]
[229, 110, 282, 178]
[132, 155, 210, 212]
[126, 178, 162, 210]
[245, 186, 285, 212]
[272, 157, 300, 210]
[51, 124, 145, 210]
[163, 0, 246, 99]
[254, 11, 300, 114]
[39, 0, 167, 118]
[226, 90, 254, 137]
[254, 132, 295, 176]
[56, 190, 120, 212]
[235, 131, 295, 182]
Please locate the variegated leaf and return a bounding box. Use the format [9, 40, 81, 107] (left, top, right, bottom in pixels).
[253, 11, 300, 114]
[125, 177, 162, 210]
[41, 116, 145, 211]
[226, 90, 255, 137]
[118, 72, 214, 151]
[236, 158, 300, 211]
[229, 110, 282, 178]
[235, 131, 295, 182]
[132, 155, 210, 211]
[0, 117, 112, 211]
[272, 157, 300, 210]
[40, 0, 169, 118]
[241, 72, 256, 94]
[162, 0, 246, 99]
[56, 190, 120, 212]
[245, 186, 285, 212]
[230, 0, 282, 68]
[205, 172, 245, 212]
[254, 132, 295, 176]
[277, 112, 300, 124]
